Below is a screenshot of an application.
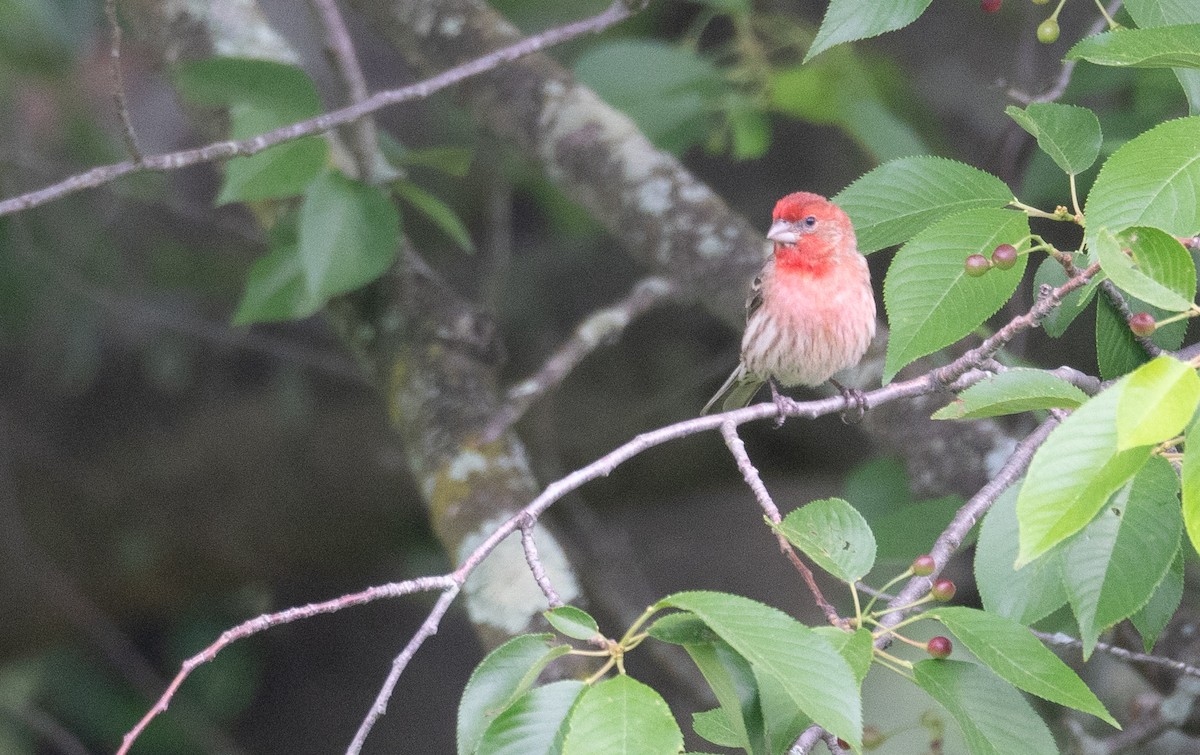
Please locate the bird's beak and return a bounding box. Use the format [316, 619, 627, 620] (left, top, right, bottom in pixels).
[767, 219, 798, 244]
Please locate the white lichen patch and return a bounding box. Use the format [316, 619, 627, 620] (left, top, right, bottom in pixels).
[678, 181, 713, 205]
[696, 232, 727, 259]
[438, 15, 465, 37]
[447, 448, 490, 482]
[167, 0, 299, 63]
[458, 516, 581, 634]
[637, 177, 674, 217]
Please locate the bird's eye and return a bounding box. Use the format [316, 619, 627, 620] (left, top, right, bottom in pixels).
[803, 216, 817, 228]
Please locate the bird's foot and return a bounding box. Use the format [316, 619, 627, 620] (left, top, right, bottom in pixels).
[831, 379, 867, 425]
[769, 381, 796, 427]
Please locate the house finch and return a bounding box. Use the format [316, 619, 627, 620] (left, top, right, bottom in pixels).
[702, 192, 876, 415]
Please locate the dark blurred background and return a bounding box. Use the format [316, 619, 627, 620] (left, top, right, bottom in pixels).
[0, 0, 1192, 752]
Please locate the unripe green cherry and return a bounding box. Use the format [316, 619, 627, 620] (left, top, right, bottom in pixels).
[964, 253, 991, 277]
[932, 578, 956, 601]
[1037, 18, 1060, 43]
[912, 554, 936, 576]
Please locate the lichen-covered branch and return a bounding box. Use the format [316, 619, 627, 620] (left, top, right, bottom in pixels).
[344, 0, 764, 326]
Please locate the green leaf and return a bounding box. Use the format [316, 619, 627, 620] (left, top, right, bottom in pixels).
[1124, 227, 1198, 304]
[297, 170, 400, 298]
[1130, 546, 1184, 651]
[914, 660, 1058, 755]
[379, 138, 474, 177]
[934, 607, 1117, 727]
[1005, 103, 1102, 175]
[775, 498, 876, 583]
[1084, 116, 1200, 250]
[679, 639, 758, 753]
[975, 485, 1067, 625]
[561, 675, 683, 755]
[806, 0, 934, 63]
[833, 157, 1013, 254]
[1067, 25, 1200, 69]
[871, 496, 969, 565]
[811, 626, 874, 685]
[544, 606, 599, 641]
[692, 708, 744, 748]
[750, 665, 811, 755]
[217, 105, 327, 204]
[769, 56, 927, 163]
[1117, 355, 1200, 449]
[1033, 253, 1101, 338]
[477, 680, 585, 755]
[647, 613, 719, 646]
[574, 40, 724, 153]
[1063, 456, 1182, 657]
[932, 368, 1089, 420]
[1094, 228, 1194, 312]
[656, 591, 862, 749]
[883, 208, 1030, 382]
[174, 58, 328, 203]
[1184, 410, 1200, 556]
[233, 223, 320, 325]
[392, 180, 475, 253]
[1016, 379, 1153, 566]
[1125, 0, 1200, 112]
[458, 634, 569, 755]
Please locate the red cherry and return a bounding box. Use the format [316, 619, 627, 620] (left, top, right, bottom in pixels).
[981, 0, 1002, 12]
[912, 554, 936, 576]
[932, 579, 956, 601]
[991, 244, 1018, 270]
[927, 636, 953, 658]
[1129, 312, 1156, 337]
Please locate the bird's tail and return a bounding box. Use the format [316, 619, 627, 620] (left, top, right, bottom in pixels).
[701, 365, 765, 415]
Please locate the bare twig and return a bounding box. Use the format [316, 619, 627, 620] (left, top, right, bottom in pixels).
[1035, 631, 1200, 679]
[519, 513, 564, 608]
[0, 0, 638, 218]
[721, 421, 843, 626]
[347, 586, 461, 755]
[789, 724, 827, 754]
[1008, 0, 1124, 104]
[485, 276, 677, 441]
[104, 0, 142, 161]
[308, 0, 378, 182]
[116, 575, 457, 755]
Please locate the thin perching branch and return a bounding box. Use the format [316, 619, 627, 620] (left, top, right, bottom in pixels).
[1035, 631, 1200, 679]
[308, 0, 378, 182]
[721, 421, 843, 627]
[104, 0, 142, 161]
[519, 513, 564, 608]
[0, 0, 639, 218]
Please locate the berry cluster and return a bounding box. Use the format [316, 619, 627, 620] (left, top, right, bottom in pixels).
[964, 244, 1018, 277]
